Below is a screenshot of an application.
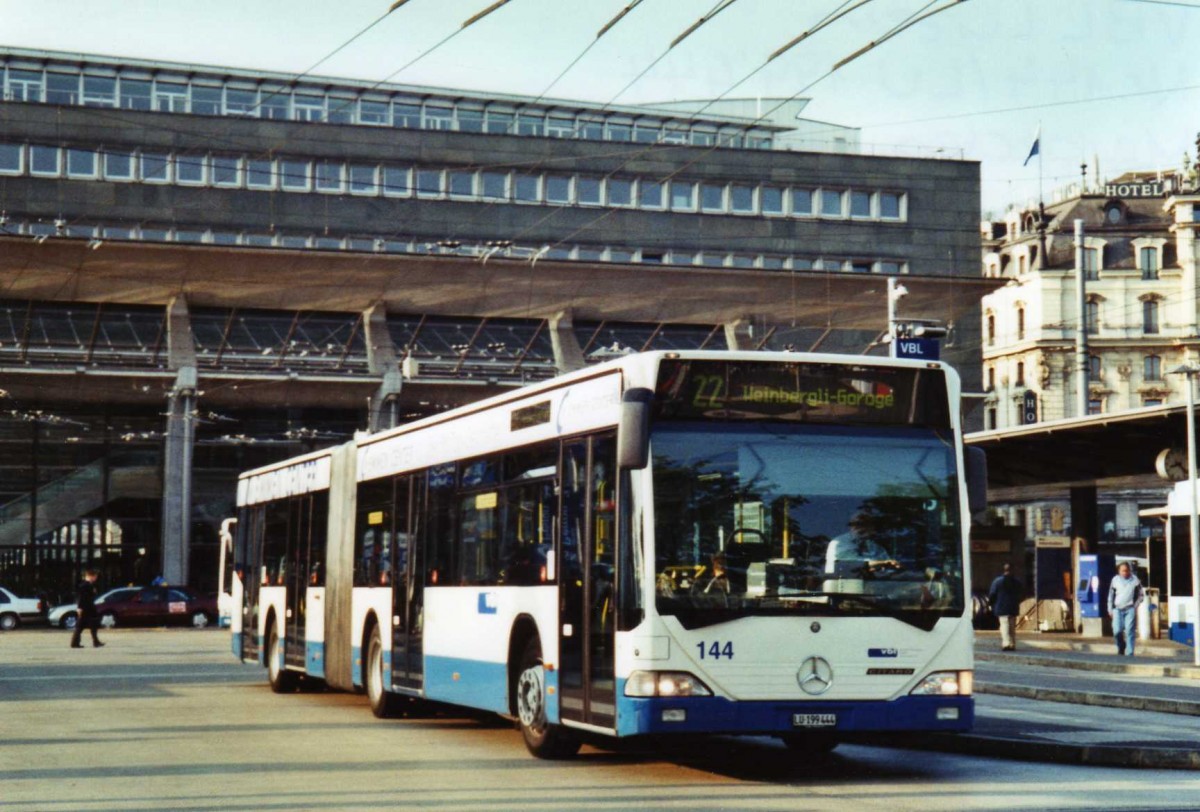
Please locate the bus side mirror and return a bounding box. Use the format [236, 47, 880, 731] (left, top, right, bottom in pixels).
[965, 447, 988, 515]
[617, 387, 654, 470]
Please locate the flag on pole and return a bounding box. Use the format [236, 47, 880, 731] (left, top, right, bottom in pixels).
[1023, 127, 1041, 167]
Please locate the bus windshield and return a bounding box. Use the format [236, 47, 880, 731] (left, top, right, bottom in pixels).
[652, 422, 964, 630]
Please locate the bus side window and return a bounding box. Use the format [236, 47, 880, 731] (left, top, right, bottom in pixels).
[425, 463, 457, 586]
[262, 500, 290, 586]
[354, 478, 393, 587]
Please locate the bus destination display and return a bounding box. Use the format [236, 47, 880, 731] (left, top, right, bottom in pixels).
[654, 359, 949, 426]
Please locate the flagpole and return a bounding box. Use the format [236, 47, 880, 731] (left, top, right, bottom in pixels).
[1038, 121, 1043, 208]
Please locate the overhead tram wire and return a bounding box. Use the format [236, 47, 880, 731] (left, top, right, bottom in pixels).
[532, 0, 973, 251]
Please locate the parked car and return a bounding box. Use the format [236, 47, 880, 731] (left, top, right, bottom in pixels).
[94, 585, 218, 629]
[48, 587, 143, 630]
[0, 586, 45, 630]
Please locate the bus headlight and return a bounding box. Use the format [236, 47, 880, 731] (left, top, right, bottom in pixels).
[910, 670, 973, 696]
[625, 670, 713, 698]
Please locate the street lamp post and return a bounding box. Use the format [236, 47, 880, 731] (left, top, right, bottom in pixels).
[1170, 362, 1200, 666]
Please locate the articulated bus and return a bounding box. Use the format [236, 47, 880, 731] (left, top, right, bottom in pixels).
[230, 351, 986, 758]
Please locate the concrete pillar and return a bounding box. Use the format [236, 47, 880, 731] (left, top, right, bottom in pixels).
[364, 304, 402, 433]
[161, 297, 197, 585]
[549, 310, 586, 373]
[724, 319, 754, 350]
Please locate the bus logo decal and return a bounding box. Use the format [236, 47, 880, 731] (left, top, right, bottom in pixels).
[868, 648, 899, 658]
[477, 593, 498, 615]
[797, 656, 834, 695]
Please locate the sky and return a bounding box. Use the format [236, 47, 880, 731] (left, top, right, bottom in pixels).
[2, 0, 1198, 215]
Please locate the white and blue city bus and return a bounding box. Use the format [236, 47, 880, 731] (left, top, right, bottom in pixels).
[231, 350, 985, 758]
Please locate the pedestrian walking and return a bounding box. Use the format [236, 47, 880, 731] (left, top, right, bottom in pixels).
[1107, 561, 1144, 657]
[70, 569, 104, 649]
[988, 563, 1023, 651]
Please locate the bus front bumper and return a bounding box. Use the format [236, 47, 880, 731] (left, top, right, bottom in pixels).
[617, 694, 973, 736]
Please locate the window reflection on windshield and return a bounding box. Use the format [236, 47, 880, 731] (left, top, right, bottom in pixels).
[652, 422, 963, 627]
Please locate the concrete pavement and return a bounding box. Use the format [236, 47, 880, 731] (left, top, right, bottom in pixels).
[899, 631, 1200, 770]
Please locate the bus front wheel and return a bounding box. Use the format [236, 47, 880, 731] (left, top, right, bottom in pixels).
[516, 637, 580, 759]
[366, 625, 401, 718]
[267, 624, 297, 693]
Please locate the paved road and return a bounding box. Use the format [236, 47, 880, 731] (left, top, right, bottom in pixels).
[3, 629, 1200, 811]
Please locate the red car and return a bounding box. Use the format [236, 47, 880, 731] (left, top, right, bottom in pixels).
[95, 585, 218, 629]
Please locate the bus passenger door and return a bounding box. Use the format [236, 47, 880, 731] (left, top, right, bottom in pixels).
[391, 477, 423, 690]
[236, 508, 263, 662]
[285, 496, 309, 669]
[559, 435, 618, 730]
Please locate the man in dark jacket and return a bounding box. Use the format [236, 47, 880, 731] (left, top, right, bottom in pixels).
[70, 569, 104, 649]
[988, 563, 1023, 651]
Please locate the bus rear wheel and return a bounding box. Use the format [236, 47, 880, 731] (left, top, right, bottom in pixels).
[267, 623, 297, 693]
[516, 637, 580, 759]
[366, 625, 402, 718]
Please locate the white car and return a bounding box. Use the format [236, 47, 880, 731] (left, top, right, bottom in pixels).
[47, 587, 142, 630]
[0, 587, 45, 630]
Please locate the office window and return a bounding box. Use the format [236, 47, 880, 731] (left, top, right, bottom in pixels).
[314, 236, 342, 250]
[1143, 299, 1160, 334]
[278, 234, 309, 249]
[1015, 362, 1025, 386]
[484, 110, 514, 135]
[698, 252, 725, 268]
[986, 367, 995, 391]
[661, 125, 688, 144]
[102, 226, 135, 240]
[82, 75, 117, 107]
[691, 129, 716, 146]
[225, 88, 258, 116]
[880, 192, 903, 219]
[516, 113, 544, 136]
[480, 171, 508, 200]
[608, 249, 635, 263]
[879, 261, 905, 275]
[0, 143, 23, 175]
[578, 117, 603, 140]
[281, 159, 311, 191]
[700, 183, 725, 212]
[1085, 300, 1099, 334]
[45, 72, 80, 105]
[140, 152, 169, 182]
[66, 148, 98, 178]
[545, 175, 571, 204]
[7, 69, 44, 102]
[1016, 306, 1025, 340]
[639, 180, 664, 209]
[547, 116, 575, 138]
[730, 255, 755, 269]
[1144, 355, 1162, 382]
[820, 189, 844, 217]
[424, 105, 454, 130]
[30, 145, 61, 176]
[393, 102, 421, 128]
[259, 86, 289, 120]
[1088, 398, 1103, 416]
[175, 229, 206, 244]
[326, 96, 354, 124]
[577, 177, 602, 206]
[760, 256, 786, 270]
[448, 170, 475, 197]
[850, 261, 873, 274]
[359, 100, 390, 126]
[315, 160, 344, 192]
[577, 247, 604, 261]
[792, 258, 815, 271]
[176, 154, 206, 185]
[247, 159, 275, 189]
[190, 85, 222, 116]
[211, 155, 241, 187]
[350, 164, 380, 195]
[1088, 355, 1102, 382]
[415, 169, 443, 197]
[293, 94, 325, 122]
[514, 173, 541, 203]
[791, 188, 814, 216]
[244, 234, 273, 247]
[730, 185, 754, 214]
[606, 121, 632, 142]
[1144, 398, 1163, 408]
[986, 313, 995, 346]
[985, 407, 997, 430]
[382, 166, 411, 196]
[154, 80, 188, 112]
[1083, 247, 1100, 279]
[211, 232, 240, 246]
[457, 107, 485, 133]
[850, 190, 872, 218]
[634, 121, 662, 143]
[607, 178, 633, 207]
[760, 186, 783, 215]
[119, 79, 152, 110]
[1140, 246, 1159, 279]
[670, 181, 696, 211]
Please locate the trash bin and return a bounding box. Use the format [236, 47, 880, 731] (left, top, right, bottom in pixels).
[1146, 588, 1160, 640]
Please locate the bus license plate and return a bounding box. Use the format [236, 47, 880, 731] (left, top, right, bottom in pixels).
[792, 713, 837, 728]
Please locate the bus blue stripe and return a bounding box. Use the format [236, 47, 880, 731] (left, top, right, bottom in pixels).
[306, 641, 325, 679]
[424, 655, 509, 714]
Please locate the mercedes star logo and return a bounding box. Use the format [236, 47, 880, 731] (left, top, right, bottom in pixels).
[798, 656, 834, 695]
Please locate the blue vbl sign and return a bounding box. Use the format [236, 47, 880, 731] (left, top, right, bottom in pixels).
[894, 338, 940, 360]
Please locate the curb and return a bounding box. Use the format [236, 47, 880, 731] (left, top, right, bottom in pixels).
[977, 651, 1200, 681]
[895, 732, 1200, 771]
[977, 681, 1200, 716]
